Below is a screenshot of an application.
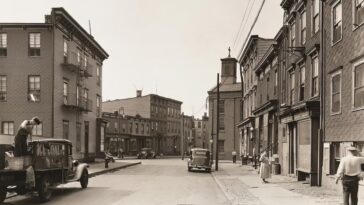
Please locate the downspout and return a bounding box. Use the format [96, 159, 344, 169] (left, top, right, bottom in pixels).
[51, 10, 55, 139]
[318, 0, 325, 186]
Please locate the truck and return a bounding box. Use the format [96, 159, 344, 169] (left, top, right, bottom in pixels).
[0, 139, 89, 203]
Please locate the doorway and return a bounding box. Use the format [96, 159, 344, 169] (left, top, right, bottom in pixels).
[288, 123, 297, 175]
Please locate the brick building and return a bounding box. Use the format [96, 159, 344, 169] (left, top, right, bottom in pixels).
[102, 91, 182, 155]
[237, 36, 275, 160]
[0, 8, 108, 161]
[208, 52, 241, 161]
[193, 113, 209, 149]
[321, 0, 364, 188]
[181, 114, 194, 154]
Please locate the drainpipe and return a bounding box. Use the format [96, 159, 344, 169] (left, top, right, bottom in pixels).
[318, 0, 325, 186]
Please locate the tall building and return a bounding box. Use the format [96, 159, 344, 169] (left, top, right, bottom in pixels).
[102, 91, 182, 155]
[208, 51, 242, 160]
[0, 8, 108, 161]
[181, 114, 194, 154]
[193, 113, 209, 149]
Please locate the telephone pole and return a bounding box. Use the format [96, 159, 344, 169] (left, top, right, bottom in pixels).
[215, 73, 220, 171]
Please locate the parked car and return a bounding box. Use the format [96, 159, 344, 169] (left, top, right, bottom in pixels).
[137, 148, 156, 159]
[0, 139, 89, 203]
[187, 148, 212, 172]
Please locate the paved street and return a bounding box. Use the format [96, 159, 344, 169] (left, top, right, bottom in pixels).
[5, 159, 228, 205]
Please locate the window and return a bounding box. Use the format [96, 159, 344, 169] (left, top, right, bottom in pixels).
[63, 38, 68, 61]
[353, 61, 364, 109]
[63, 80, 68, 105]
[32, 123, 42, 136]
[331, 71, 341, 114]
[2, 121, 14, 135]
[96, 65, 101, 85]
[313, 0, 320, 33]
[0, 76, 7, 101]
[0, 33, 7, 56]
[354, 0, 364, 26]
[76, 123, 81, 152]
[114, 122, 118, 132]
[312, 56, 319, 96]
[63, 120, 69, 139]
[29, 33, 40, 56]
[198, 121, 201, 128]
[141, 124, 144, 133]
[96, 95, 101, 117]
[332, 1, 342, 43]
[77, 50, 81, 64]
[299, 67, 306, 101]
[290, 72, 295, 105]
[28, 76, 40, 102]
[218, 140, 225, 152]
[290, 22, 296, 47]
[129, 122, 133, 133]
[84, 55, 88, 68]
[274, 70, 278, 95]
[218, 100, 225, 131]
[83, 88, 88, 107]
[122, 123, 126, 133]
[135, 123, 139, 133]
[300, 11, 307, 44]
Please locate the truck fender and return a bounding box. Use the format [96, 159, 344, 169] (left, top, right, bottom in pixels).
[74, 163, 89, 180]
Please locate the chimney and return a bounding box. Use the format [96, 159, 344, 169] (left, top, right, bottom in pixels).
[136, 90, 142, 97]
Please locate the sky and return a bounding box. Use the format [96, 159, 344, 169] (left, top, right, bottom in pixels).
[1, 0, 283, 117]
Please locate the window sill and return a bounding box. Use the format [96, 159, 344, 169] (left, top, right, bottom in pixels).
[331, 38, 342, 47]
[330, 111, 342, 116]
[353, 22, 364, 32]
[352, 107, 364, 112]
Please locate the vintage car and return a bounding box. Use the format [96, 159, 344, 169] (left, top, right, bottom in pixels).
[187, 148, 212, 172]
[137, 148, 156, 159]
[0, 139, 89, 203]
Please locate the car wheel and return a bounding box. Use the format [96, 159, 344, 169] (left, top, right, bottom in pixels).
[0, 186, 6, 204]
[188, 167, 192, 172]
[38, 175, 52, 202]
[80, 169, 89, 189]
[206, 168, 211, 173]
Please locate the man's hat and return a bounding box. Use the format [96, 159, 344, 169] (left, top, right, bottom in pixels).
[347, 146, 359, 152]
[31, 116, 41, 125]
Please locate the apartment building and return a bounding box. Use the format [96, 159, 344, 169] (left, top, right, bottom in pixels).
[208, 52, 241, 160]
[0, 8, 108, 161]
[321, 0, 364, 188]
[237, 36, 275, 159]
[181, 114, 194, 154]
[193, 113, 209, 149]
[102, 91, 182, 155]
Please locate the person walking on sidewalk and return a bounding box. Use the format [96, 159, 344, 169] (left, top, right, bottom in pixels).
[336, 146, 364, 205]
[232, 150, 237, 163]
[259, 151, 271, 183]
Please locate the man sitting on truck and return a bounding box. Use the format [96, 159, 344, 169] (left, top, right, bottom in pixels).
[14, 117, 41, 157]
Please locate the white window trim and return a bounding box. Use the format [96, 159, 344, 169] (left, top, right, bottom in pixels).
[352, 57, 364, 111]
[312, 0, 320, 35]
[352, 0, 364, 30]
[330, 70, 342, 115]
[331, 0, 343, 46]
[311, 54, 320, 98]
[300, 10, 307, 45]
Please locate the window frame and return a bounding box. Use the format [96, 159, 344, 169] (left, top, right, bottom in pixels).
[0, 75, 7, 101]
[290, 71, 296, 105]
[300, 10, 307, 45]
[0, 33, 7, 57]
[63, 79, 69, 105]
[299, 66, 306, 101]
[352, 58, 364, 111]
[353, 0, 364, 29]
[1, 121, 14, 135]
[332, 0, 343, 45]
[290, 21, 296, 48]
[28, 33, 41, 57]
[32, 123, 43, 136]
[311, 55, 319, 97]
[331, 70, 342, 115]
[28, 75, 41, 102]
[312, 0, 320, 34]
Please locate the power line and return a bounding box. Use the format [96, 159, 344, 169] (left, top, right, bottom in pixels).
[232, 0, 252, 49]
[235, 0, 256, 51]
[237, 0, 266, 60]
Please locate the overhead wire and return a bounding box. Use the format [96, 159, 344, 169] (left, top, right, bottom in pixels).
[232, 0, 252, 49]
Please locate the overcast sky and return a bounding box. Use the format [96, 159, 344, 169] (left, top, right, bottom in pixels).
[2, 0, 283, 117]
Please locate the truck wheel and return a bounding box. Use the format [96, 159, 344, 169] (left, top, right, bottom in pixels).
[0, 186, 6, 204]
[188, 167, 191, 172]
[80, 169, 89, 189]
[38, 175, 52, 202]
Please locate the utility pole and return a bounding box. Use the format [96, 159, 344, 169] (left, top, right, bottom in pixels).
[216, 73, 220, 171]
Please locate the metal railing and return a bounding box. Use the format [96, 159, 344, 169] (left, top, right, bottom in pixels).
[62, 52, 93, 77]
[63, 93, 93, 112]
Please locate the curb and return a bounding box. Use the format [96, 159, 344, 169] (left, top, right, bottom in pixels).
[89, 162, 141, 178]
[211, 172, 233, 205]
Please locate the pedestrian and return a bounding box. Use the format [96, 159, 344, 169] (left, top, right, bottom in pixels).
[232, 150, 237, 163]
[336, 146, 364, 205]
[118, 148, 124, 159]
[14, 117, 41, 157]
[259, 151, 271, 183]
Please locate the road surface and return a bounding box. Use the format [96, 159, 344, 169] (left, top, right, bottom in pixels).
[5, 159, 228, 205]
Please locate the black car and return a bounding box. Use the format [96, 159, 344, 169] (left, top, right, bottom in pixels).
[137, 148, 156, 159]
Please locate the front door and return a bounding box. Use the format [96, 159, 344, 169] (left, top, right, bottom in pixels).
[288, 123, 297, 174]
[84, 121, 89, 159]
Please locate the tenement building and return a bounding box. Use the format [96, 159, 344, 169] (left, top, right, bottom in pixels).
[181, 114, 194, 154]
[0, 8, 108, 161]
[208, 51, 241, 161]
[237, 35, 275, 161]
[321, 0, 364, 188]
[193, 113, 209, 149]
[102, 91, 182, 155]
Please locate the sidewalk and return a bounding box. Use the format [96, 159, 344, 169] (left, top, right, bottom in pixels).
[88, 159, 141, 177]
[212, 162, 364, 205]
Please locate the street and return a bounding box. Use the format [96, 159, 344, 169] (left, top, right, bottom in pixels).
[5, 159, 228, 205]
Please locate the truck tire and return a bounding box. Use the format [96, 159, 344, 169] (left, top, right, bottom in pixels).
[0, 186, 6, 204]
[80, 169, 89, 189]
[38, 175, 52, 202]
[188, 166, 191, 172]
